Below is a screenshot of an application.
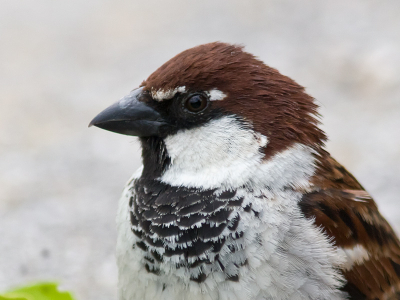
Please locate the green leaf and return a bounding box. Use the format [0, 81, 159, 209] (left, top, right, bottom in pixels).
[0, 296, 27, 300]
[1, 283, 75, 300]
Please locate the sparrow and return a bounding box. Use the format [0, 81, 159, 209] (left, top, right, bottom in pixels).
[89, 42, 400, 300]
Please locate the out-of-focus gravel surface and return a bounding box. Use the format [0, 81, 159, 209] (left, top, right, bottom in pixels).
[1, 1, 399, 299]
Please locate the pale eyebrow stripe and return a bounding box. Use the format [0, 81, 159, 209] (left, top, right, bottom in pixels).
[151, 86, 186, 102]
[207, 89, 226, 101]
[151, 87, 226, 102]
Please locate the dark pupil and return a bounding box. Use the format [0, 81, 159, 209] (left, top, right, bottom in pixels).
[189, 96, 202, 110]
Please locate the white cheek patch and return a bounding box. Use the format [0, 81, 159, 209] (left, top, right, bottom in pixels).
[151, 86, 186, 102]
[160, 115, 316, 191]
[206, 89, 227, 101]
[161, 116, 267, 190]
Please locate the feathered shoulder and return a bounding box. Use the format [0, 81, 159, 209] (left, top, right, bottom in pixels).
[299, 154, 400, 300]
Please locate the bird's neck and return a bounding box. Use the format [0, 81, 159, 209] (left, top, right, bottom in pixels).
[119, 153, 346, 300]
[139, 137, 171, 179]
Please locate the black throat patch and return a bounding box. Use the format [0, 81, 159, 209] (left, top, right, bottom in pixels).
[139, 137, 171, 178]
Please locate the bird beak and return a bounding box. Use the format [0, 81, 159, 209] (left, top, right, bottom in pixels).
[89, 87, 168, 137]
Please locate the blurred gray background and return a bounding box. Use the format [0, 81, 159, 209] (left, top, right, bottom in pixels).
[1, 0, 399, 299]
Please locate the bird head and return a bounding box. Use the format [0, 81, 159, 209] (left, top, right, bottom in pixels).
[90, 42, 326, 188]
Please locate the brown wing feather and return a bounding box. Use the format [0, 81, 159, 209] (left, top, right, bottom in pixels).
[299, 154, 400, 300]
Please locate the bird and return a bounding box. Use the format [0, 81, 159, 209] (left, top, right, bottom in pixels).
[89, 42, 400, 300]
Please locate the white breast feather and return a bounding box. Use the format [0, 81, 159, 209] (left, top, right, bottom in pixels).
[116, 116, 347, 300]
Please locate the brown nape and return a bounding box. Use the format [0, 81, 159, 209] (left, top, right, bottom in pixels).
[142, 42, 327, 159]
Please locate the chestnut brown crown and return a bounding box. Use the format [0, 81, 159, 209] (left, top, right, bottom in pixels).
[142, 42, 326, 158]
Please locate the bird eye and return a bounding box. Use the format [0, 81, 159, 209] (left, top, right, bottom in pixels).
[184, 94, 208, 113]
